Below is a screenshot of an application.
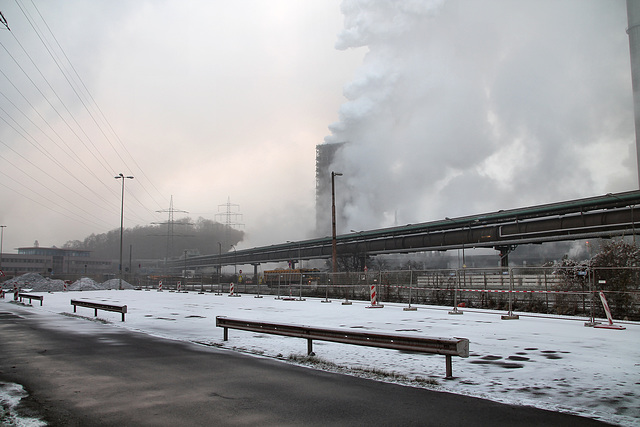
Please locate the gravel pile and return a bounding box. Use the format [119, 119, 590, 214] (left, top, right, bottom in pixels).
[1, 273, 133, 292]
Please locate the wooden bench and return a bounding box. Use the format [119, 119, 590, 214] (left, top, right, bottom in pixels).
[18, 293, 43, 306]
[71, 299, 128, 322]
[216, 316, 469, 378]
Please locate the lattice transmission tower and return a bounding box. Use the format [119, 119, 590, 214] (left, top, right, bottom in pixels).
[152, 196, 192, 271]
[215, 197, 244, 250]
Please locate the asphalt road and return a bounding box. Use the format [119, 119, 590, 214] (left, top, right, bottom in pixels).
[0, 303, 610, 427]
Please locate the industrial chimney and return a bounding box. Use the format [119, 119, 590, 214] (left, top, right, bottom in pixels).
[627, 0, 640, 188]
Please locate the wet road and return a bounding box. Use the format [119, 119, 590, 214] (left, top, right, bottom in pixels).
[0, 304, 610, 426]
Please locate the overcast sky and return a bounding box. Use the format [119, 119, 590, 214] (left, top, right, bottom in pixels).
[0, 0, 635, 255]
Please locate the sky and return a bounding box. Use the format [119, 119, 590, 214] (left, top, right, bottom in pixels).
[1, 286, 638, 426]
[0, 0, 636, 255]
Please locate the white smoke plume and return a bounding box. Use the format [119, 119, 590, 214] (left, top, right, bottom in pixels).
[325, 0, 634, 233]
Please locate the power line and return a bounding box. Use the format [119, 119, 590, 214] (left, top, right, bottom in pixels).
[22, 0, 168, 212]
[0, 10, 10, 31]
[0, 3, 165, 230]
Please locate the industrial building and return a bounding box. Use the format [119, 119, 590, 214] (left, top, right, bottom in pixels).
[0, 245, 113, 278]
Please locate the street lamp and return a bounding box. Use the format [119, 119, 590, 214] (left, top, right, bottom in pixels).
[331, 171, 343, 273]
[115, 173, 134, 290]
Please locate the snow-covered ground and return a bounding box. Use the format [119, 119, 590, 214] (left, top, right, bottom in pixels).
[1, 278, 638, 426]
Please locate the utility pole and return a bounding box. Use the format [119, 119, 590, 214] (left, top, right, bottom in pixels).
[115, 173, 133, 290]
[0, 225, 6, 273]
[331, 172, 342, 273]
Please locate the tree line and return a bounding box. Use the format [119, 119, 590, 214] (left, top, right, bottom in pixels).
[62, 217, 244, 260]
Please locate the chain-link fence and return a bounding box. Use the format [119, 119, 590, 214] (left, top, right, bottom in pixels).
[219, 267, 639, 321]
[44, 266, 639, 321]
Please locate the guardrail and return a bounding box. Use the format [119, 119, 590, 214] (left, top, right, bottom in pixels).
[71, 299, 127, 321]
[216, 316, 469, 378]
[18, 293, 43, 306]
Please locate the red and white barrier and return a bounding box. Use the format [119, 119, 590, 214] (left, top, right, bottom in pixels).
[158, 280, 163, 292]
[594, 291, 626, 330]
[366, 284, 384, 308]
[177, 281, 181, 292]
[228, 282, 241, 297]
[63, 282, 67, 292]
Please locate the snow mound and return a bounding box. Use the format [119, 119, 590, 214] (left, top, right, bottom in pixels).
[1, 273, 134, 291]
[68, 277, 101, 291]
[100, 278, 134, 290]
[3, 272, 46, 286]
[2, 273, 65, 292]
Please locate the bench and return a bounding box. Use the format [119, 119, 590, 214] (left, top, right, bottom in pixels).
[71, 299, 128, 322]
[216, 316, 469, 378]
[18, 293, 43, 306]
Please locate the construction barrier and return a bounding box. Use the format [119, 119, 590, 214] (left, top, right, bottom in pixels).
[366, 284, 383, 308]
[229, 282, 240, 297]
[594, 292, 626, 330]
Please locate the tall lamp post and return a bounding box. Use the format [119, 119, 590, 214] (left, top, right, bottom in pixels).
[115, 173, 134, 290]
[216, 242, 222, 294]
[331, 171, 342, 273]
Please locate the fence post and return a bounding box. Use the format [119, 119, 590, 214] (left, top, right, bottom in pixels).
[341, 272, 352, 305]
[404, 269, 417, 311]
[449, 269, 463, 315]
[501, 268, 519, 320]
[584, 268, 598, 327]
[276, 275, 282, 300]
[322, 272, 331, 303]
[544, 270, 549, 312]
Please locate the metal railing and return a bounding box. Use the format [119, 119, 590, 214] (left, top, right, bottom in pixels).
[216, 316, 469, 378]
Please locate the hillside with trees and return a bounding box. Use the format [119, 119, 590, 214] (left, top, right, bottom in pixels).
[62, 217, 243, 260]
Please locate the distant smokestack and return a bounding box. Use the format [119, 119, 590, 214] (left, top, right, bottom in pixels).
[627, 0, 640, 188]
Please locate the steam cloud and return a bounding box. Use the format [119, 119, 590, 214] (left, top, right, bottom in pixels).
[325, 0, 634, 233]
